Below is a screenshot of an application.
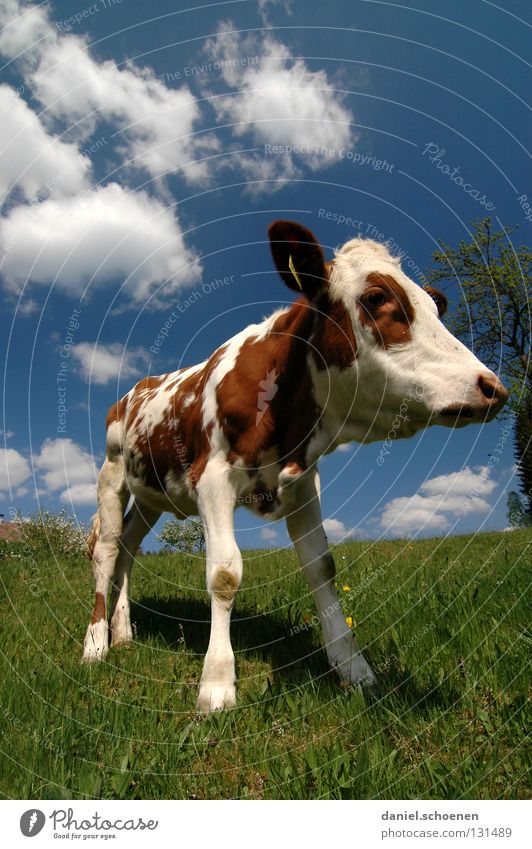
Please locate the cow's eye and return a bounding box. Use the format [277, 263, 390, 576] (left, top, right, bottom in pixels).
[365, 290, 387, 307]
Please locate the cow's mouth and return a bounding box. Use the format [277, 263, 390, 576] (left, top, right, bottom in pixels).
[439, 404, 476, 419]
[437, 402, 499, 425]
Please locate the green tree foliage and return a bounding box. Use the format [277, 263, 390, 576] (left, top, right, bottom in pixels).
[506, 491, 530, 528]
[158, 518, 205, 553]
[426, 218, 531, 516]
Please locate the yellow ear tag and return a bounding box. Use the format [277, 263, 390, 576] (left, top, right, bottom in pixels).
[288, 254, 303, 291]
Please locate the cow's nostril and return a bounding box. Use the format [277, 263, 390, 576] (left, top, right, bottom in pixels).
[478, 374, 508, 404]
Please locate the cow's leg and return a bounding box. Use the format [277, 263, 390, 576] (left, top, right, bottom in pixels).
[286, 471, 376, 688]
[196, 470, 242, 713]
[83, 457, 128, 662]
[109, 501, 161, 647]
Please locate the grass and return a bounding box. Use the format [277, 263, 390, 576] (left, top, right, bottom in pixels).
[0, 529, 530, 799]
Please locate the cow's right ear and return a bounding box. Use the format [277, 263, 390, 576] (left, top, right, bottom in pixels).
[268, 220, 328, 300]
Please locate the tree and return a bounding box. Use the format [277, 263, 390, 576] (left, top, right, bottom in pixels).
[158, 518, 205, 553]
[425, 218, 531, 517]
[506, 491, 530, 528]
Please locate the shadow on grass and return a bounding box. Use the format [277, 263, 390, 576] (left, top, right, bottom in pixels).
[132, 595, 330, 686]
[132, 597, 460, 709]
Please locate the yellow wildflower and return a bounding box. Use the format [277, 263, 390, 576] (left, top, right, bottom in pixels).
[345, 616, 353, 628]
[342, 585, 351, 592]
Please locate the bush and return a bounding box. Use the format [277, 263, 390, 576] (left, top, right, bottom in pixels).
[5, 510, 88, 559]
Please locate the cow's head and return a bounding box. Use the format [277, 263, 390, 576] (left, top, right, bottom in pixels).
[268, 220, 507, 442]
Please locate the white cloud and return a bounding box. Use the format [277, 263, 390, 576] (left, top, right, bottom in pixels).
[203, 26, 355, 190]
[72, 341, 148, 385]
[379, 466, 496, 536]
[0, 182, 201, 305]
[34, 437, 97, 505]
[0, 446, 31, 493]
[323, 517, 354, 542]
[59, 482, 97, 506]
[260, 526, 278, 541]
[0, 0, 216, 183]
[0, 84, 90, 204]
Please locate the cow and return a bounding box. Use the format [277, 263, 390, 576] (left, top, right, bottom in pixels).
[83, 220, 507, 713]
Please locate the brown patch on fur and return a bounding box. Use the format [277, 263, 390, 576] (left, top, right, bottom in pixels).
[358, 273, 415, 348]
[216, 300, 319, 472]
[90, 591, 106, 624]
[211, 568, 239, 605]
[127, 349, 227, 493]
[312, 296, 356, 370]
[106, 396, 128, 429]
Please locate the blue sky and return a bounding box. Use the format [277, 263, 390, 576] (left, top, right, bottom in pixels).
[0, 0, 529, 548]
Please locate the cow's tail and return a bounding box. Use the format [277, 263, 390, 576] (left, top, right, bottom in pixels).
[86, 511, 101, 560]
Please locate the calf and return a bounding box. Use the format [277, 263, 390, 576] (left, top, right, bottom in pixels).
[83, 221, 507, 712]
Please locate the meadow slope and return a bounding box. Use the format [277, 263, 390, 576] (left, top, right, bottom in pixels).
[1, 529, 530, 799]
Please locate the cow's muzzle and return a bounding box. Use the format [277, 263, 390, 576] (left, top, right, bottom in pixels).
[439, 373, 508, 425]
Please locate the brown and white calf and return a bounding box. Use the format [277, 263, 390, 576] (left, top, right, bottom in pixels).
[83, 221, 507, 712]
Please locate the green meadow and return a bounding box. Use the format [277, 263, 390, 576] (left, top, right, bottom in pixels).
[1, 529, 530, 799]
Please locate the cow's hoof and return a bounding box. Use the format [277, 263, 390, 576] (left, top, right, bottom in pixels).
[197, 683, 236, 714]
[335, 655, 377, 689]
[110, 626, 133, 647]
[82, 620, 109, 663]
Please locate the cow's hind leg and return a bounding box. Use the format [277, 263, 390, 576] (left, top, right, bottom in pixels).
[286, 470, 376, 689]
[109, 501, 161, 647]
[83, 457, 129, 663]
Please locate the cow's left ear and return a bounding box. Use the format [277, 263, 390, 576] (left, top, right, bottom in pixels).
[268, 220, 328, 300]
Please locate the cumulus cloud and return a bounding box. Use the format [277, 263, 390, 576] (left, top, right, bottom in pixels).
[34, 437, 97, 505]
[260, 526, 278, 541]
[72, 341, 148, 385]
[0, 0, 215, 183]
[0, 182, 201, 305]
[0, 446, 31, 493]
[203, 26, 355, 190]
[323, 517, 354, 542]
[0, 84, 91, 204]
[379, 466, 497, 536]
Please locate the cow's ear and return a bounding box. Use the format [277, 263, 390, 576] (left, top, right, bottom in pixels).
[268, 220, 327, 300]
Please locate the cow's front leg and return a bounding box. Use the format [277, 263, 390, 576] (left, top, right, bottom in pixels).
[286, 470, 376, 689]
[196, 469, 242, 713]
